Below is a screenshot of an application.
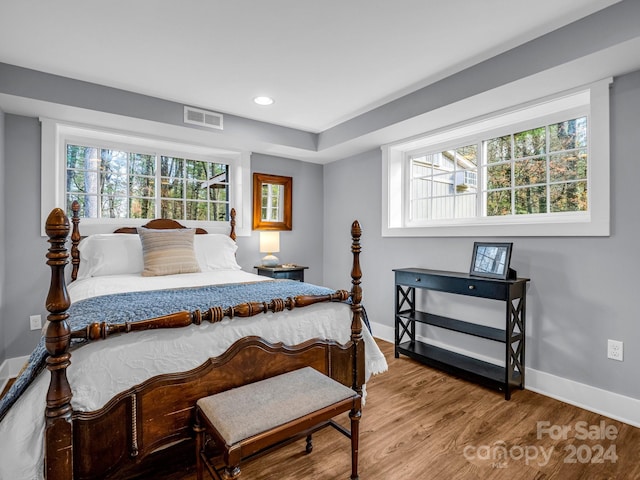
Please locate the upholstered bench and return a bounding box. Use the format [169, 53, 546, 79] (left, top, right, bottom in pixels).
[193, 367, 362, 480]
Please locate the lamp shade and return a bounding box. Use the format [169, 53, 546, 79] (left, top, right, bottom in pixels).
[259, 231, 280, 253]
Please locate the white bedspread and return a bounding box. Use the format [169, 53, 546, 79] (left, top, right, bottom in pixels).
[0, 270, 387, 480]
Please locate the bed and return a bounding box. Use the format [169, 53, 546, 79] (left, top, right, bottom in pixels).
[0, 202, 386, 480]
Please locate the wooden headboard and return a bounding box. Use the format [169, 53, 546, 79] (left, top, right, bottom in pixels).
[113, 221, 209, 235]
[68, 200, 237, 282]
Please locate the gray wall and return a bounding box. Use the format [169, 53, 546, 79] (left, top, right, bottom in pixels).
[3, 115, 49, 357]
[245, 154, 324, 285]
[0, 109, 5, 364]
[323, 69, 640, 401]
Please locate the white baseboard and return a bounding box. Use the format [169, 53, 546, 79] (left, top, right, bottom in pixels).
[526, 369, 640, 428]
[370, 320, 640, 428]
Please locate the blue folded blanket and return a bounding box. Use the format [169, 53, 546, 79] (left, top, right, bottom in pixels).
[0, 279, 367, 421]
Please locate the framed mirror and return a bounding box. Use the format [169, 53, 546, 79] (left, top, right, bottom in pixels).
[252, 173, 292, 230]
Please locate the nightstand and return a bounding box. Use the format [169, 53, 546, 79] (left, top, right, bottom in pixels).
[254, 265, 308, 282]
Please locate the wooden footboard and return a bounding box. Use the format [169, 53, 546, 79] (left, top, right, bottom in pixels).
[43, 208, 364, 480]
[73, 337, 363, 479]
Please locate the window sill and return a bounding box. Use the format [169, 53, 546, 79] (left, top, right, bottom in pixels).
[382, 213, 609, 237]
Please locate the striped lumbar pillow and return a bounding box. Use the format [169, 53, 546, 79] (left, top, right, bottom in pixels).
[137, 227, 201, 277]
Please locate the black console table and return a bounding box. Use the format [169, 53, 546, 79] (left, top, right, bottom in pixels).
[394, 268, 529, 400]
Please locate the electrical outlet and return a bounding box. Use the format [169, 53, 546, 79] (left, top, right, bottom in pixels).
[607, 339, 623, 361]
[29, 314, 42, 331]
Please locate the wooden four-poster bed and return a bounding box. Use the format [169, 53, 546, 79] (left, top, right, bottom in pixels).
[24, 201, 378, 480]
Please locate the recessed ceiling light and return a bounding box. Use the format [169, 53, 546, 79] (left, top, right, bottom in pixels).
[254, 96, 274, 106]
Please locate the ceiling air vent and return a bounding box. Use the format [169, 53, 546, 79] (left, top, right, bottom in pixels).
[183, 106, 223, 130]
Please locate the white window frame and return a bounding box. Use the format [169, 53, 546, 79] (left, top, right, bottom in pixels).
[382, 79, 611, 237]
[41, 119, 251, 236]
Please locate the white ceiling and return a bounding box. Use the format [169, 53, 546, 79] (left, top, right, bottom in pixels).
[0, 0, 624, 134]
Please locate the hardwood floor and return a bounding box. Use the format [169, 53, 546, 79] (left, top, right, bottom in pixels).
[152, 339, 640, 480]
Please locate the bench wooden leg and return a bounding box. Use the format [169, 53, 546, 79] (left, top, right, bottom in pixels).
[223, 465, 241, 479]
[350, 408, 361, 480]
[194, 414, 205, 480]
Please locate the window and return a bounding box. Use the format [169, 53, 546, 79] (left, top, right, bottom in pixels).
[66, 144, 230, 222]
[42, 120, 250, 236]
[383, 79, 610, 237]
[408, 116, 588, 222]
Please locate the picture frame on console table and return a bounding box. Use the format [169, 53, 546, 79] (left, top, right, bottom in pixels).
[469, 242, 515, 280]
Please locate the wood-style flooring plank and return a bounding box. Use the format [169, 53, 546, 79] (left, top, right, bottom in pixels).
[147, 339, 640, 480]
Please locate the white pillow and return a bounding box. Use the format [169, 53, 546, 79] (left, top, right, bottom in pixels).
[76, 234, 144, 279]
[76, 232, 240, 279]
[194, 234, 241, 271]
[138, 227, 201, 277]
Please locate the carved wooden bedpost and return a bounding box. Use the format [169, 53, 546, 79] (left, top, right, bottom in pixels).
[349, 220, 364, 393]
[349, 220, 363, 480]
[229, 208, 237, 241]
[70, 200, 81, 282]
[44, 208, 73, 480]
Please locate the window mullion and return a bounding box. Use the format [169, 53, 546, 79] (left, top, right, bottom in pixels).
[545, 126, 551, 214]
[182, 159, 187, 220]
[206, 162, 211, 222]
[510, 134, 515, 215]
[97, 148, 104, 219]
[126, 152, 131, 219]
[155, 153, 162, 218]
[452, 149, 457, 218]
[478, 140, 485, 218]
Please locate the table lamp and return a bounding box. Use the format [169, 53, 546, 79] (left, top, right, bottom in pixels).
[259, 231, 280, 266]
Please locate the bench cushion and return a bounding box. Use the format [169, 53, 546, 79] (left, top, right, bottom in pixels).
[197, 367, 357, 445]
